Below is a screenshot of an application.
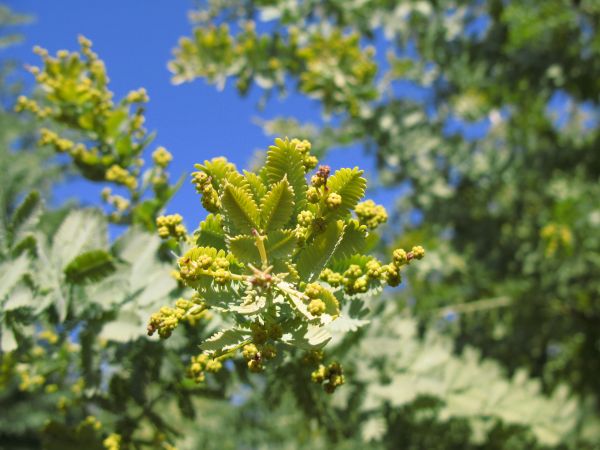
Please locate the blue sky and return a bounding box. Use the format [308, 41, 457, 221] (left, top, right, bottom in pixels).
[5, 0, 392, 229]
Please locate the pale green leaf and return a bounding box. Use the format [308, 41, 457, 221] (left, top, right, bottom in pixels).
[0, 254, 29, 302]
[200, 328, 249, 352]
[52, 210, 107, 269]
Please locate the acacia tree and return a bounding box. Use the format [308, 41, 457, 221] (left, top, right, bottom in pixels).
[169, 0, 600, 408]
[3, 2, 600, 449]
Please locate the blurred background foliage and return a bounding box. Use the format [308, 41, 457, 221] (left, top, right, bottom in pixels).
[2, 1, 600, 449]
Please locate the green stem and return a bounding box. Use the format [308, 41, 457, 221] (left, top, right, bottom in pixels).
[253, 229, 268, 269]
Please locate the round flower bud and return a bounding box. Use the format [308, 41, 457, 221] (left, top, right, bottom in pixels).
[306, 187, 320, 203]
[393, 248, 408, 266]
[304, 155, 318, 171]
[251, 323, 268, 345]
[411, 245, 425, 260]
[308, 299, 326, 316]
[304, 283, 322, 299]
[248, 359, 263, 373]
[384, 264, 401, 287]
[213, 268, 230, 285]
[297, 210, 314, 227]
[205, 359, 222, 373]
[267, 323, 283, 340]
[311, 365, 327, 383]
[242, 344, 258, 360]
[311, 175, 325, 187]
[344, 264, 362, 279]
[353, 277, 368, 293]
[213, 257, 230, 269]
[366, 259, 382, 278]
[325, 193, 342, 209]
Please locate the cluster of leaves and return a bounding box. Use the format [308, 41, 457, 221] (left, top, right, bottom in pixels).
[148, 137, 423, 392]
[15, 37, 181, 229]
[174, 0, 600, 416]
[169, 20, 377, 116]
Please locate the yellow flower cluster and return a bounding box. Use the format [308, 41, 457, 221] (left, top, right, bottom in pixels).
[106, 165, 138, 190]
[152, 146, 173, 168]
[156, 214, 187, 241]
[191, 165, 221, 213]
[188, 353, 223, 383]
[147, 298, 204, 338]
[355, 200, 388, 229]
[103, 433, 122, 450]
[541, 223, 573, 256]
[311, 362, 345, 394]
[290, 138, 318, 171]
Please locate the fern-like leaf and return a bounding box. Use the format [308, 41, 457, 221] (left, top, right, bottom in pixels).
[228, 235, 261, 265]
[295, 220, 344, 281]
[325, 168, 366, 220]
[265, 138, 307, 213]
[64, 249, 116, 284]
[330, 220, 368, 262]
[244, 170, 267, 203]
[220, 183, 260, 235]
[195, 214, 227, 250]
[200, 328, 249, 353]
[10, 191, 42, 241]
[259, 177, 295, 232]
[266, 230, 297, 260]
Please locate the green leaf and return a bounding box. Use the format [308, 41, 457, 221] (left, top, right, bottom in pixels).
[330, 220, 367, 262]
[265, 137, 307, 213]
[200, 328, 249, 353]
[228, 235, 261, 265]
[99, 312, 144, 342]
[327, 315, 370, 333]
[266, 230, 297, 260]
[196, 157, 249, 192]
[330, 254, 373, 274]
[64, 249, 116, 284]
[287, 323, 331, 349]
[295, 220, 344, 282]
[278, 283, 317, 321]
[11, 234, 37, 257]
[244, 170, 267, 203]
[195, 214, 227, 250]
[131, 198, 161, 231]
[220, 183, 260, 235]
[10, 190, 42, 237]
[325, 168, 366, 220]
[259, 177, 295, 232]
[52, 210, 107, 269]
[320, 288, 340, 317]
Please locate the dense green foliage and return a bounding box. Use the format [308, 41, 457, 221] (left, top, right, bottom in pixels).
[2, 1, 600, 449]
[171, 0, 600, 414]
